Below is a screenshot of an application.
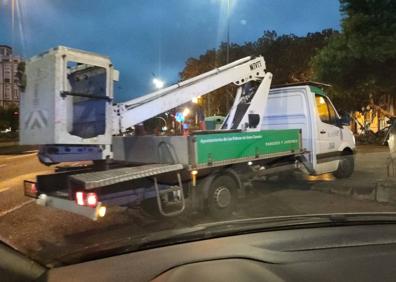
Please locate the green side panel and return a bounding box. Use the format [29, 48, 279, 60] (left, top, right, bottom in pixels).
[195, 129, 301, 165]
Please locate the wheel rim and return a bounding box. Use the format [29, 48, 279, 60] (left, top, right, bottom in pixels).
[213, 186, 232, 208]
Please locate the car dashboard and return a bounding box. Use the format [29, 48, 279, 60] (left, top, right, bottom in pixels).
[37, 223, 396, 281]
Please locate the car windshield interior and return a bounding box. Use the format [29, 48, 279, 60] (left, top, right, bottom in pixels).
[0, 1, 396, 281]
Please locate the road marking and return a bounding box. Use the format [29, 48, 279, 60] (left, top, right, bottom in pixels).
[5, 152, 37, 160]
[0, 199, 34, 218]
[0, 187, 10, 193]
[0, 164, 6, 168]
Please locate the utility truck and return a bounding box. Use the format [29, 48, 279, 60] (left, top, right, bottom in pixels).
[21, 46, 355, 220]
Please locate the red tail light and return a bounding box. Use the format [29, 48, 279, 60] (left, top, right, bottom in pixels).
[75, 191, 98, 207]
[86, 193, 98, 207]
[75, 191, 85, 206]
[24, 181, 38, 198]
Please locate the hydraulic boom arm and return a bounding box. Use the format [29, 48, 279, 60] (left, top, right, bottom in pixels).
[114, 56, 269, 133]
[19, 46, 272, 164]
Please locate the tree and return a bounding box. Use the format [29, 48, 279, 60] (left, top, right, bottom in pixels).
[312, 0, 396, 111]
[180, 29, 336, 116]
[0, 105, 19, 131]
[255, 30, 335, 84]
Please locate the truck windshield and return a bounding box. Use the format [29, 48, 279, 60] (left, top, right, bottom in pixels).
[315, 94, 338, 125]
[1, 0, 395, 269]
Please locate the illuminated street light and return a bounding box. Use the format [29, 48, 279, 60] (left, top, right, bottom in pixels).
[152, 78, 165, 89]
[192, 97, 199, 103]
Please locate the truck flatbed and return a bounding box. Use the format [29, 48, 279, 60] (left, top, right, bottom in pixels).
[65, 129, 302, 192]
[70, 163, 184, 189]
[114, 129, 303, 169]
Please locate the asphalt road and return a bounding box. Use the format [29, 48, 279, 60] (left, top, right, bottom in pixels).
[1, 145, 395, 266]
[0, 151, 52, 216]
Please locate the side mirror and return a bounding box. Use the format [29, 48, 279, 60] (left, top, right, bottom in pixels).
[338, 114, 351, 127]
[389, 118, 396, 129]
[386, 118, 395, 125]
[248, 114, 260, 128]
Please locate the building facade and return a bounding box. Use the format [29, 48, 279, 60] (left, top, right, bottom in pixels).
[0, 45, 22, 108]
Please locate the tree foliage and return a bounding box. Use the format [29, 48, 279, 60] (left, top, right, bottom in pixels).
[0, 105, 19, 131]
[180, 29, 336, 115]
[312, 0, 396, 111]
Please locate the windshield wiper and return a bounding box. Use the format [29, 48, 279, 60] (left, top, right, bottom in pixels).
[198, 212, 396, 229]
[198, 212, 396, 233]
[55, 212, 396, 267]
[51, 226, 207, 267]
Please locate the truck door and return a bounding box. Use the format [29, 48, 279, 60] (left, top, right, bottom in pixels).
[315, 94, 341, 174]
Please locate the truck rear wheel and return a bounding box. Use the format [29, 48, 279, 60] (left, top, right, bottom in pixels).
[207, 175, 237, 219]
[333, 152, 354, 179]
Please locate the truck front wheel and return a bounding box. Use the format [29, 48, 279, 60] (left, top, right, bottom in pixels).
[333, 152, 354, 179]
[207, 175, 237, 219]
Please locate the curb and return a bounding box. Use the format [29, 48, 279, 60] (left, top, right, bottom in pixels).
[375, 179, 396, 203]
[311, 178, 396, 204]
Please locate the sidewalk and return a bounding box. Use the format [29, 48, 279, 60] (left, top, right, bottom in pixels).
[311, 145, 396, 204]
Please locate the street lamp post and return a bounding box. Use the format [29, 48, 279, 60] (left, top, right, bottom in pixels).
[225, 0, 231, 111]
[226, 0, 230, 64]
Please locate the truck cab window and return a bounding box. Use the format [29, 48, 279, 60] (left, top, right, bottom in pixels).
[315, 94, 337, 125]
[66, 63, 107, 139]
[315, 95, 330, 123]
[327, 99, 338, 124]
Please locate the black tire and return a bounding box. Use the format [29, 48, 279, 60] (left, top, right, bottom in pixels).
[207, 174, 238, 219]
[333, 152, 354, 179]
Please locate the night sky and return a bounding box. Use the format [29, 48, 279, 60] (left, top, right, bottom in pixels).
[0, 0, 340, 102]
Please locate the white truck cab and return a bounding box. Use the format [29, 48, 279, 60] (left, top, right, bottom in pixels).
[262, 83, 356, 177]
